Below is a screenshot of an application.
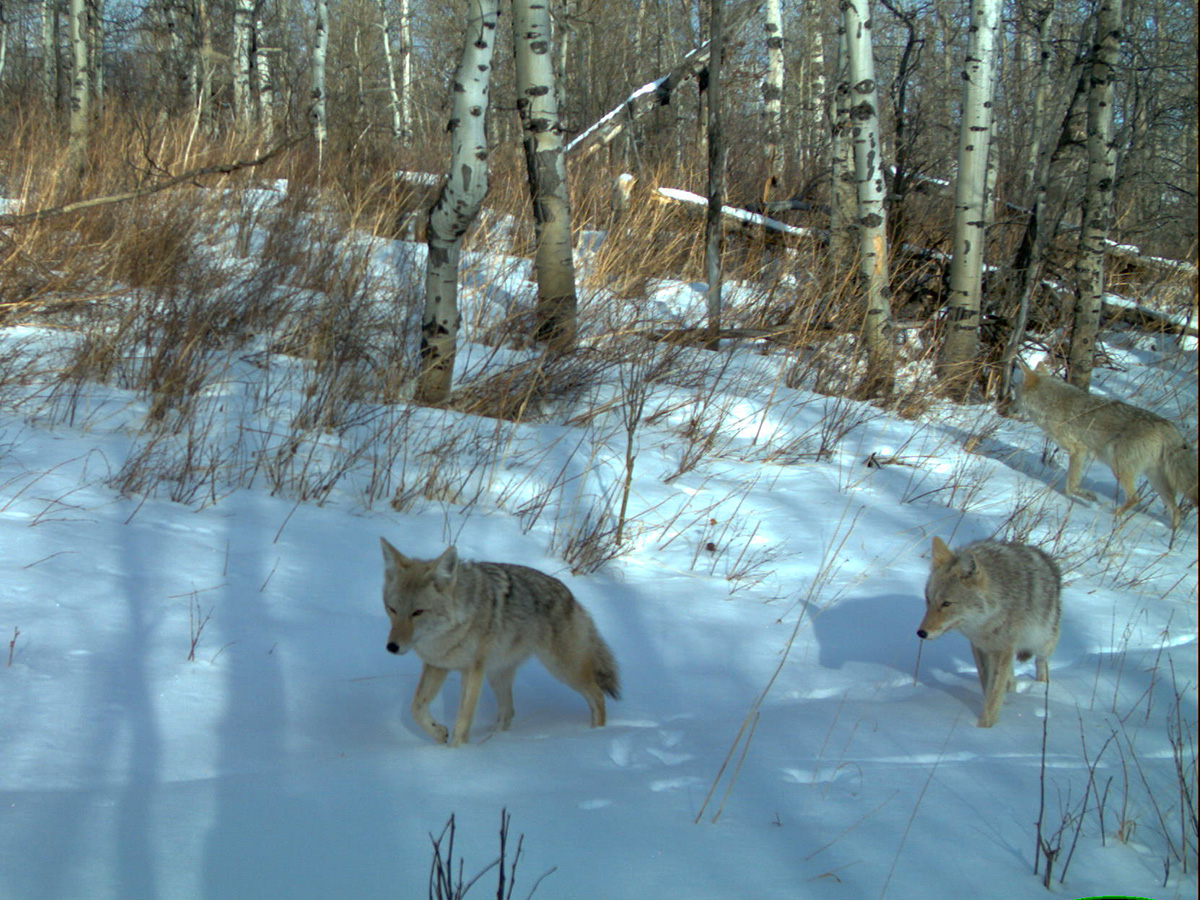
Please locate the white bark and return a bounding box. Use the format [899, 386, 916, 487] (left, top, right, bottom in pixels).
[761, 0, 784, 197]
[376, 0, 403, 139]
[310, 0, 328, 158]
[87, 0, 102, 108]
[417, 0, 500, 404]
[68, 0, 89, 172]
[255, 18, 274, 142]
[1070, 0, 1123, 390]
[195, 0, 214, 129]
[0, 1, 8, 86]
[829, 24, 856, 271]
[513, 0, 577, 349]
[399, 0, 413, 138]
[805, 30, 826, 170]
[842, 0, 894, 397]
[233, 0, 253, 131]
[938, 0, 1001, 398]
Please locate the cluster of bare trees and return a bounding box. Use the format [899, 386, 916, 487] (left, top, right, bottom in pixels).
[0, 0, 1194, 405]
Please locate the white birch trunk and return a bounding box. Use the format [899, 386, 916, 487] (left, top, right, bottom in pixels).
[1069, 0, 1123, 390]
[255, 18, 274, 142]
[232, 0, 253, 131]
[399, 0, 413, 138]
[68, 0, 89, 173]
[830, 25, 856, 271]
[761, 0, 784, 198]
[195, 0, 214, 130]
[1024, 4, 1054, 195]
[937, 0, 1001, 399]
[0, 2, 8, 86]
[310, 0, 328, 160]
[806, 31, 826, 171]
[416, 0, 499, 404]
[513, 0, 577, 349]
[376, 0, 403, 139]
[87, 0, 102, 109]
[842, 0, 894, 398]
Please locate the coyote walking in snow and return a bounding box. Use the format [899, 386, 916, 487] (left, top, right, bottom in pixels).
[380, 540, 620, 746]
[1013, 359, 1198, 531]
[917, 537, 1061, 728]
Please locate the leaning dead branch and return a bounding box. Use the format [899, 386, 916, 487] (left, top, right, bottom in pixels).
[0, 135, 304, 229]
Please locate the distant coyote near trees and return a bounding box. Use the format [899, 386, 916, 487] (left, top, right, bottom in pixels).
[380, 540, 620, 746]
[1013, 359, 1198, 531]
[917, 537, 1062, 728]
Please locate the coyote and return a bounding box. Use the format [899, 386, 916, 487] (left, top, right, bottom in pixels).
[917, 537, 1061, 728]
[1014, 359, 1198, 531]
[380, 540, 620, 746]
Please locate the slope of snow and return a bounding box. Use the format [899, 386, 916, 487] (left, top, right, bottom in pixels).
[0, 207, 1195, 900]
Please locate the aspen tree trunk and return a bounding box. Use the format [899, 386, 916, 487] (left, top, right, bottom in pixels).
[842, 0, 894, 399]
[704, 0, 726, 349]
[195, 0, 214, 130]
[806, 31, 826, 171]
[513, 0, 578, 350]
[87, 0, 102, 109]
[67, 0, 88, 174]
[829, 24, 856, 272]
[41, 0, 56, 108]
[399, 0, 413, 137]
[1024, 4, 1054, 196]
[376, 0, 403, 139]
[416, 0, 499, 405]
[1069, 0, 1122, 391]
[255, 19, 274, 142]
[310, 0, 328, 161]
[937, 0, 1000, 400]
[233, 0, 253, 131]
[761, 0, 784, 199]
[0, 2, 8, 86]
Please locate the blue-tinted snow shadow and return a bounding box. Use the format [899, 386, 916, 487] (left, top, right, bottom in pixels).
[15, 504, 168, 900]
[810, 591, 985, 710]
[198, 497, 407, 900]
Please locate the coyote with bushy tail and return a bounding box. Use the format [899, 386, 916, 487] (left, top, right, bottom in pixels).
[917, 537, 1061, 728]
[380, 540, 620, 746]
[1014, 359, 1198, 531]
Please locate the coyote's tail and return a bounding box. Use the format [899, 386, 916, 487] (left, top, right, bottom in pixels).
[592, 633, 621, 700]
[1164, 439, 1199, 507]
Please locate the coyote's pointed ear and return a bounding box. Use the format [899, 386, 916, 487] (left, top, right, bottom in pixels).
[955, 551, 984, 585]
[380, 537, 407, 574]
[1034, 360, 1050, 374]
[1015, 358, 1033, 377]
[931, 536, 954, 567]
[432, 546, 459, 586]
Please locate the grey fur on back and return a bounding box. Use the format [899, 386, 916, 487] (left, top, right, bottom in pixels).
[457, 560, 620, 699]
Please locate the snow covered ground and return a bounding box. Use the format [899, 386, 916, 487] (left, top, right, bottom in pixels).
[1, 190, 1196, 900]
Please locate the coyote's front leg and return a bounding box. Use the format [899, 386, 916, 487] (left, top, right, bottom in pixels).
[412, 663, 450, 743]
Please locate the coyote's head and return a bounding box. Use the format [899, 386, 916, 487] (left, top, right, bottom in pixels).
[380, 539, 460, 655]
[917, 536, 988, 640]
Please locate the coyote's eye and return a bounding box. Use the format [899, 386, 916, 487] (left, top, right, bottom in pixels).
[940, 601, 953, 609]
[412, 609, 425, 618]
[386, 605, 397, 616]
